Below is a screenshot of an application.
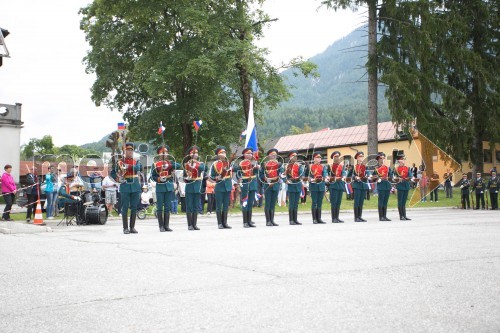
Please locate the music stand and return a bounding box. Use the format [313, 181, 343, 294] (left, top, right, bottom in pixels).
[58, 203, 78, 226]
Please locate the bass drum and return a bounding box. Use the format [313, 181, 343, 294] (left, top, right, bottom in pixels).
[84, 204, 108, 225]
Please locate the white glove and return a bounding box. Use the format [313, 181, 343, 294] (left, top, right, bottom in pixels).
[460, 185, 463, 188]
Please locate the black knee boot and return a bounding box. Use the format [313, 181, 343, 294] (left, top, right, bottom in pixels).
[403, 207, 411, 220]
[122, 212, 130, 234]
[312, 208, 318, 224]
[289, 209, 296, 225]
[222, 211, 231, 229]
[270, 210, 278, 226]
[248, 210, 256, 227]
[217, 211, 224, 229]
[265, 210, 272, 226]
[243, 210, 250, 228]
[130, 214, 138, 233]
[164, 212, 172, 231]
[336, 207, 344, 223]
[383, 207, 391, 221]
[358, 207, 367, 222]
[192, 212, 200, 230]
[293, 209, 301, 225]
[158, 211, 166, 232]
[354, 207, 361, 222]
[188, 213, 194, 230]
[317, 208, 326, 223]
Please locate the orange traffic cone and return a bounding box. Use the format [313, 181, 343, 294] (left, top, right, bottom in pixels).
[33, 199, 45, 226]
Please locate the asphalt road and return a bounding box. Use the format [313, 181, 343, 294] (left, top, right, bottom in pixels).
[0, 208, 499, 332]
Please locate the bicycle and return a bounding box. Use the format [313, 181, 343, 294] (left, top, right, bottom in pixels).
[137, 203, 158, 220]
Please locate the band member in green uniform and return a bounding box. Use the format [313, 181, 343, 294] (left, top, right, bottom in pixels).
[374, 152, 392, 221]
[233, 147, 260, 228]
[151, 145, 180, 232]
[286, 150, 305, 225]
[260, 148, 283, 226]
[472, 172, 485, 209]
[486, 170, 498, 210]
[183, 145, 206, 230]
[394, 154, 412, 221]
[308, 152, 328, 224]
[348, 151, 367, 222]
[58, 172, 82, 207]
[112, 142, 142, 234]
[210, 146, 233, 229]
[458, 173, 471, 209]
[328, 151, 345, 223]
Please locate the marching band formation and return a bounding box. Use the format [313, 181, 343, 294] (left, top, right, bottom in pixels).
[101, 143, 500, 235]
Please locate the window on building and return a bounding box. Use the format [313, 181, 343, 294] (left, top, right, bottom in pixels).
[496, 150, 500, 163]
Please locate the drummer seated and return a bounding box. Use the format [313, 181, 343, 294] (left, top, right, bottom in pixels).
[58, 173, 82, 210]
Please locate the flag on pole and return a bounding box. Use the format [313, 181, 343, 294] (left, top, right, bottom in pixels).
[244, 97, 258, 158]
[118, 122, 125, 130]
[255, 192, 262, 202]
[300, 185, 305, 198]
[344, 183, 353, 195]
[239, 130, 246, 142]
[193, 120, 203, 131]
[157, 121, 166, 135]
[241, 196, 248, 208]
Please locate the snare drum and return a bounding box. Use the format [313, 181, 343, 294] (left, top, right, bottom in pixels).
[81, 191, 93, 206]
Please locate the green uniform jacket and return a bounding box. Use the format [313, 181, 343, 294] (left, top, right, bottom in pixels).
[151, 161, 181, 192]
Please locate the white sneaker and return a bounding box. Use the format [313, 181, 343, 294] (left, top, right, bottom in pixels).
[118, 214, 122, 217]
[47, 217, 54, 220]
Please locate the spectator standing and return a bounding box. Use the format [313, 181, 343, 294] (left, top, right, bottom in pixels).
[430, 172, 440, 202]
[1, 164, 17, 221]
[443, 169, 453, 198]
[25, 166, 40, 222]
[102, 175, 118, 216]
[44, 165, 57, 219]
[178, 180, 186, 212]
[171, 181, 179, 214]
[419, 171, 429, 202]
[206, 178, 215, 214]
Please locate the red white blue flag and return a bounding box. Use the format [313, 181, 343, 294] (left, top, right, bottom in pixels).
[193, 120, 203, 131]
[344, 183, 353, 195]
[157, 121, 166, 135]
[241, 196, 248, 207]
[118, 122, 125, 130]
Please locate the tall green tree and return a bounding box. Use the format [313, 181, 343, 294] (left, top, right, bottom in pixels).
[80, 0, 316, 155]
[378, 0, 499, 172]
[320, 0, 380, 157]
[21, 135, 55, 159]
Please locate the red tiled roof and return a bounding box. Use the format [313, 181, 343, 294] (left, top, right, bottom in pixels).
[274, 121, 398, 152]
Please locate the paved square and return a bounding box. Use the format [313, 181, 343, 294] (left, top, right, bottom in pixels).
[1, 208, 499, 332]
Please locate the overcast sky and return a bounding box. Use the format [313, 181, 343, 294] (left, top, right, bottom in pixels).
[0, 0, 365, 147]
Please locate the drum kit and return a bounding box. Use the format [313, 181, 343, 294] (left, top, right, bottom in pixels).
[67, 190, 108, 225]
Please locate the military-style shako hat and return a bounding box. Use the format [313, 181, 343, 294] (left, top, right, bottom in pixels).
[242, 147, 254, 155]
[330, 151, 341, 159]
[376, 152, 386, 160]
[66, 172, 74, 180]
[288, 150, 298, 158]
[396, 153, 405, 161]
[462, 173, 468, 177]
[125, 142, 134, 150]
[267, 148, 279, 156]
[354, 151, 364, 159]
[491, 169, 497, 175]
[186, 145, 199, 155]
[313, 152, 322, 158]
[214, 146, 227, 155]
[157, 145, 170, 154]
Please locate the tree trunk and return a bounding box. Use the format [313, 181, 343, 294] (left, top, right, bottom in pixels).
[367, 0, 379, 157]
[181, 122, 193, 156]
[237, 62, 251, 123]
